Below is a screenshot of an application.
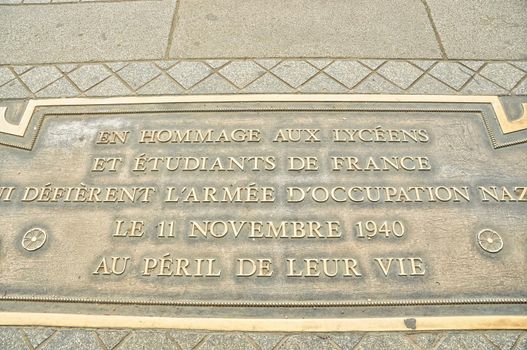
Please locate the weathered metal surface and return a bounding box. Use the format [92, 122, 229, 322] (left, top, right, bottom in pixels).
[0, 95, 525, 328]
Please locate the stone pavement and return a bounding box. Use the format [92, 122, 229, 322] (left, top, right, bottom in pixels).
[1, 328, 526, 350]
[1, 0, 526, 347]
[0, 0, 526, 62]
[0, 59, 526, 98]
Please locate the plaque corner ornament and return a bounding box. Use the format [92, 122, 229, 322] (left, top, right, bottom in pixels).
[493, 97, 527, 134]
[0, 104, 25, 137]
[0, 105, 8, 131]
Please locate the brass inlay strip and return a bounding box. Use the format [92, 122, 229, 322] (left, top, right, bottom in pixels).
[0, 95, 526, 137]
[0, 313, 525, 331]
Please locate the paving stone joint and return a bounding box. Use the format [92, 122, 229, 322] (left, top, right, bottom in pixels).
[0, 59, 526, 99]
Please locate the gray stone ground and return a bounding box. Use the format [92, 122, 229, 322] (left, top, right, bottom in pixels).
[0, 328, 526, 350]
[0, 59, 526, 97]
[1, 0, 526, 61]
[1, 0, 526, 347]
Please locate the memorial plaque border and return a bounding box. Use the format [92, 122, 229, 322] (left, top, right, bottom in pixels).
[0, 94, 525, 331]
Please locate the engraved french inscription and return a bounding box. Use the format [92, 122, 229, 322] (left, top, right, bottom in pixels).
[0, 98, 525, 321]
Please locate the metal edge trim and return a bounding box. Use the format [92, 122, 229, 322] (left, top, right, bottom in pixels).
[1, 94, 526, 136]
[0, 313, 525, 331]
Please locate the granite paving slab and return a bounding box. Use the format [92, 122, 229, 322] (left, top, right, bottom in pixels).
[1, 0, 159, 4]
[425, 0, 527, 59]
[0, 0, 178, 64]
[170, 0, 442, 59]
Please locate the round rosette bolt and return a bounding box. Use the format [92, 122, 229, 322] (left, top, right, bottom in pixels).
[477, 229, 503, 253]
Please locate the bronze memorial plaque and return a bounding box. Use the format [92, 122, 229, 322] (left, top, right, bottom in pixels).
[0, 95, 526, 331]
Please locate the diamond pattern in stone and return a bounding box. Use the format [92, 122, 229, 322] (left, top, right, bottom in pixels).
[117, 62, 161, 90]
[20, 66, 62, 93]
[377, 61, 424, 89]
[243, 73, 294, 93]
[167, 61, 213, 89]
[0, 328, 524, 349]
[68, 65, 112, 91]
[0, 67, 16, 87]
[324, 61, 371, 89]
[429, 62, 473, 90]
[0, 59, 523, 98]
[271, 60, 318, 88]
[220, 61, 266, 88]
[479, 63, 525, 90]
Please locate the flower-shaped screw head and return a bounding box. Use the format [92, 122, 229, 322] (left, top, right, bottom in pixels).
[22, 228, 47, 251]
[477, 229, 503, 253]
